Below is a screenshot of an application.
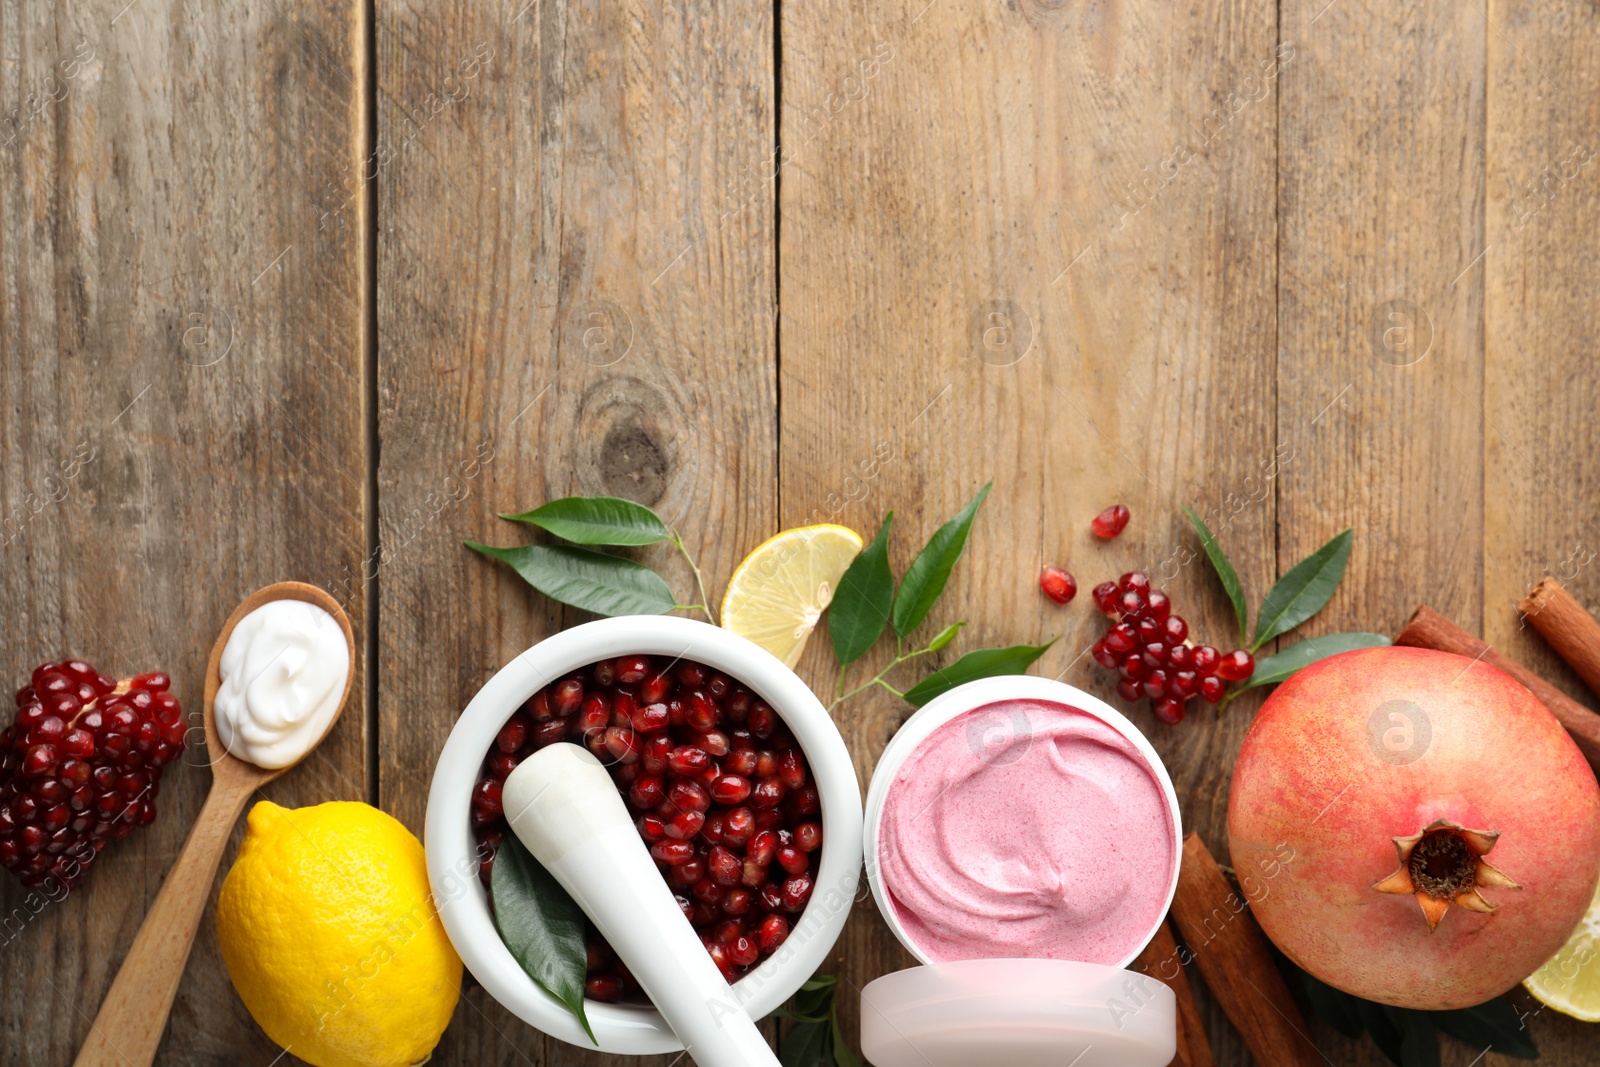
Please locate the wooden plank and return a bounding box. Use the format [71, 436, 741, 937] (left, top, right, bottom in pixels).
[0, 0, 369, 1063]
[778, 2, 1278, 1061]
[375, 0, 776, 1062]
[1484, 3, 1600, 1064]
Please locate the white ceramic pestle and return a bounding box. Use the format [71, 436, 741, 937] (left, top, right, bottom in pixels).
[502, 743, 782, 1067]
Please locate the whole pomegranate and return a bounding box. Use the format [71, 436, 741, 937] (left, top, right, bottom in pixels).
[1229, 645, 1600, 1009]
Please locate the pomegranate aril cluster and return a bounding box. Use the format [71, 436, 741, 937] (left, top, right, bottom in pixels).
[1089, 572, 1253, 725]
[471, 655, 820, 998]
[0, 660, 185, 888]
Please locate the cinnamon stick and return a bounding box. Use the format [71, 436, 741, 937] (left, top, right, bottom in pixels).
[1168, 834, 1324, 1067]
[1521, 577, 1600, 700]
[1394, 604, 1600, 773]
[1132, 919, 1215, 1067]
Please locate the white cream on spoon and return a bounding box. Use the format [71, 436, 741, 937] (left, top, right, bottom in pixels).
[214, 599, 350, 769]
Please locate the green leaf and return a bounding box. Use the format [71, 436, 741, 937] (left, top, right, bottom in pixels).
[1184, 506, 1249, 646]
[779, 1020, 829, 1067]
[500, 495, 672, 546]
[466, 541, 678, 616]
[830, 513, 894, 666]
[1430, 1000, 1537, 1058]
[1237, 633, 1392, 691]
[1252, 528, 1354, 650]
[1299, 970, 1365, 1040]
[901, 639, 1055, 707]
[927, 621, 964, 653]
[1394, 1007, 1440, 1067]
[490, 836, 596, 1045]
[831, 1010, 863, 1067]
[892, 483, 991, 638]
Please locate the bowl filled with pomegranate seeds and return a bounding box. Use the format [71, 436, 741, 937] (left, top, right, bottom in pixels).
[425, 615, 863, 1054]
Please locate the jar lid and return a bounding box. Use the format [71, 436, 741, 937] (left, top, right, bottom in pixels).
[860, 959, 1175, 1067]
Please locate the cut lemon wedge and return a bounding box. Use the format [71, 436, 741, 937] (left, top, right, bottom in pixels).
[720, 524, 864, 668]
[1524, 870, 1600, 1020]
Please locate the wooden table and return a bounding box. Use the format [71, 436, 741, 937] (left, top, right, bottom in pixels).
[2, 1, 1597, 1064]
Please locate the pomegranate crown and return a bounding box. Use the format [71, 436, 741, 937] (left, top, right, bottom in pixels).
[1373, 818, 1521, 932]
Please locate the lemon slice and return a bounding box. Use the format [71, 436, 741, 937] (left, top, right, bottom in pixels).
[1524, 871, 1600, 1019]
[720, 524, 864, 668]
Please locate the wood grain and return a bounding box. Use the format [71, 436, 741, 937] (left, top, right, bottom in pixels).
[374, 0, 776, 1062]
[0, 1, 370, 1064]
[777, 0, 1279, 1059]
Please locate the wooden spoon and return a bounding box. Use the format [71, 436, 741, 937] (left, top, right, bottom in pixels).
[74, 581, 354, 1067]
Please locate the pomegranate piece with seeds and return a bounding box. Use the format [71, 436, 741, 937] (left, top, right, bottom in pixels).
[1085, 570, 1251, 724]
[0, 659, 185, 888]
[473, 655, 820, 997]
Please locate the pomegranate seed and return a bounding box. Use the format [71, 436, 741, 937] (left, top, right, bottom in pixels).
[637, 814, 667, 842]
[472, 779, 504, 819]
[651, 840, 695, 865]
[1092, 581, 1120, 613]
[1116, 590, 1147, 620]
[1141, 642, 1168, 669]
[777, 750, 806, 790]
[528, 689, 554, 721]
[22, 746, 57, 777]
[724, 689, 752, 721]
[1039, 566, 1077, 605]
[749, 830, 777, 866]
[691, 877, 723, 906]
[754, 750, 779, 778]
[1142, 671, 1169, 700]
[630, 774, 665, 809]
[572, 700, 608, 740]
[721, 887, 752, 915]
[703, 812, 727, 844]
[759, 883, 784, 912]
[707, 674, 731, 700]
[532, 719, 567, 748]
[1118, 571, 1150, 594]
[747, 703, 777, 739]
[615, 656, 651, 684]
[776, 844, 808, 876]
[795, 822, 822, 852]
[663, 810, 706, 840]
[1171, 671, 1199, 697]
[1167, 644, 1193, 670]
[709, 845, 742, 886]
[789, 786, 820, 816]
[1091, 640, 1119, 669]
[710, 774, 752, 805]
[1161, 615, 1188, 644]
[603, 727, 641, 764]
[1200, 675, 1226, 703]
[750, 777, 786, 809]
[1105, 623, 1138, 653]
[668, 779, 711, 814]
[1119, 654, 1148, 681]
[1216, 650, 1255, 681]
[728, 935, 759, 968]
[591, 659, 616, 687]
[631, 701, 670, 733]
[668, 746, 710, 776]
[131, 672, 170, 691]
[1092, 505, 1130, 539]
[1152, 697, 1187, 725]
[1116, 678, 1142, 702]
[698, 730, 731, 758]
[1145, 591, 1171, 622]
[493, 716, 527, 754]
[1192, 645, 1221, 675]
[711, 918, 744, 944]
[586, 975, 624, 1002]
[640, 671, 671, 704]
[554, 679, 585, 716]
[723, 807, 755, 846]
[642, 734, 673, 772]
[676, 661, 708, 687]
[757, 914, 790, 952]
[780, 874, 814, 912]
[686, 691, 718, 732]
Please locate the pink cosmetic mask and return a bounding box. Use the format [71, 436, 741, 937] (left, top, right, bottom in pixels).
[876, 698, 1178, 964]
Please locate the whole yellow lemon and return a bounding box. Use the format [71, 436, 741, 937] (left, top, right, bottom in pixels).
[218, 801, 462, 1067]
